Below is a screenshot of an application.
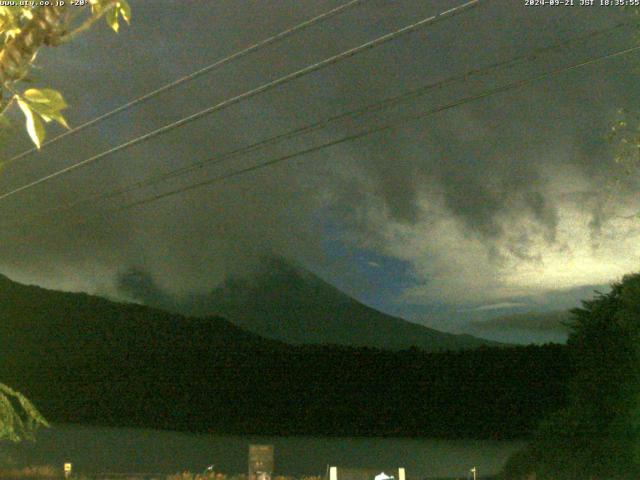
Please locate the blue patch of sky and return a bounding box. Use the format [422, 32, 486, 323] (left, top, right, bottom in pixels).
[316, 215, 417, 315]
[314, 210, 612, 344]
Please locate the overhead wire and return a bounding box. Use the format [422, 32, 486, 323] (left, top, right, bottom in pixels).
[7, 18, 634, 223]
[0, 0, 483, 203]
[2, 0, 368, 166]
[116, 44, 640, 212]
[83, 18, 636, 202]
[4, 41, 638, 240]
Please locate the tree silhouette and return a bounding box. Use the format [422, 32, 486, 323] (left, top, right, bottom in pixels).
[0, 1, 131, 147]
[504, 273, 640, 479]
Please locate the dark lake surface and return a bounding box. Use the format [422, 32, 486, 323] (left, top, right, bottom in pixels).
[3, 425, 526, 478]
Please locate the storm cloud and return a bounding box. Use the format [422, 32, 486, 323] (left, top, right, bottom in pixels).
[0, 0, 637, 333]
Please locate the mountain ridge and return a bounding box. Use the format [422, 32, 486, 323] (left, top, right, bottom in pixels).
[0, 270, 568, 438]
[119, 256, 500, 351]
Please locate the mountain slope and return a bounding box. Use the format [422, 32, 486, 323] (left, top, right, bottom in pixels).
[0, 272, 287, 400]
[122, 257, 499, 351]
[0, 272, 568, 438]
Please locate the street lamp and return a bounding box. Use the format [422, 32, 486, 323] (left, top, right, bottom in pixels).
[470, 467, 476, 480]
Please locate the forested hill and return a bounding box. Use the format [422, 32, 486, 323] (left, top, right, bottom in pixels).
[119, 256, 500, 351]
[0, 273, 572, 439]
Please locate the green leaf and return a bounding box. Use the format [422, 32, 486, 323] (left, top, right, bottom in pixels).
[90, 0, 105, 16]
[45, 110, 69, 129]
[20, 89, 69, 129]
[0, 383, 48, 442]
[106, 7, 119, 32]
[23, 88, 67, 110]
[26, 103, 69, 128]
[17, 99, 45, 148]
[105, 1, 131, 32]
[118, 0, 131, 23]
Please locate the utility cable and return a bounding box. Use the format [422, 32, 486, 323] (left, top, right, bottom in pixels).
[2, 0, 368, 166]
[117, 44, 640, 212]
[0, 0, 483, 203]
[4, 34, 637, 232]
[101, 18, 634, 199]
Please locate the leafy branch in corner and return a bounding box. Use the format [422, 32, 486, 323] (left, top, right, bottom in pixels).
[0, 383, 48, 442]
[0, 0, 131, 148]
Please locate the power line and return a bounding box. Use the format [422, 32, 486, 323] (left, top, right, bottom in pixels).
[0, 42, 635, 251]
[2, 0, 368, 166]
[4, 25, 636, 231]
[91, 19, 633, 201]
[117, 44, 640, 212]
[0, 0, 483, 203]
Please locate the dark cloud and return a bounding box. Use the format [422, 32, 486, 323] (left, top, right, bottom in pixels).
[0, 0, 636, 323]
[470, 310, 573, 333]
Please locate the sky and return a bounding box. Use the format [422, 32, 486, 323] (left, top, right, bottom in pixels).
[0, 0, 638, 343]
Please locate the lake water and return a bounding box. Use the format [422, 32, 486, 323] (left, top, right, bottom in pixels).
[3, 425, 526, 478]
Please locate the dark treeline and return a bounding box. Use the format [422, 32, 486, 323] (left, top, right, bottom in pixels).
[4, 343, 572, 439]
[502, 273, 640, 479]
[0, 275, 573, 439]
[3, 336, 571, 439]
